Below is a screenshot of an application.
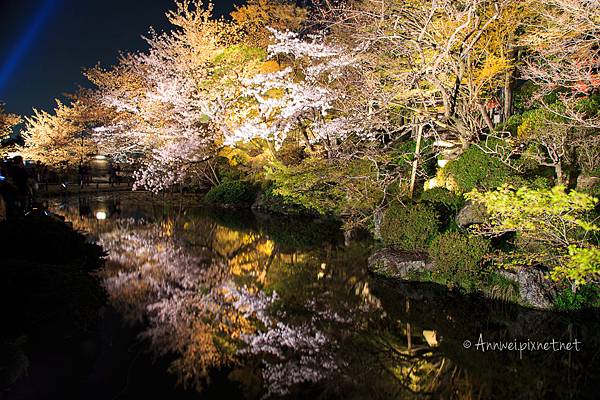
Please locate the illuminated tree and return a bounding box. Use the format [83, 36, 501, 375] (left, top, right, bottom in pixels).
[0, 104, 21, 141]
[514, 0, 600, 185]
[515, 105, 600, 187]
[521, 0, 600, 121]
[226, 27, 378, 157]
[323, 0, 520, 148]
[19, 100, 97, 168]
[231, 0, 307, 46]
[467, 185, 599, 289]
[87, 0, 270, 191]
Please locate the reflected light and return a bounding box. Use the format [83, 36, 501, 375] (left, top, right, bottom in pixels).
[96, 211, 107, 220]
[94, 155, 107, 160]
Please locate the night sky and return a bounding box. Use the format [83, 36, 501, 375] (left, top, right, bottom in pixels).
[0, 0, 236, 116]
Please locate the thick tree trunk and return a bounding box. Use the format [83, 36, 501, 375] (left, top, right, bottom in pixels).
[566, 148, 581, 191]
[567, 168, 580, 191]
[555, 163, 566, 186]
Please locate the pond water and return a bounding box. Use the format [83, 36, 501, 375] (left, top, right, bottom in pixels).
[29, 193, 600, 399]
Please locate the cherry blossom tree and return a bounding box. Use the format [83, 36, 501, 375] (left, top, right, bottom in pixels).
[226, 27, 377, 157]
[19, 100, 97, 168]
[87, 0, 266, 191]
[0, 104, 20, 142]
[230, 0, 307, 46]
[87, 2, 379, 191]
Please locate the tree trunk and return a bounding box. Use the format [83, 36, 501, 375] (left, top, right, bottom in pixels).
[477, 101, 496, 132]
[301, 128, 314, 152]
[409, 124, 423, 199]
[567, 151, 581, 191]
[503, 47, 519, 122]
[567, 168, 580, 191]
[555, 163, 566, 186]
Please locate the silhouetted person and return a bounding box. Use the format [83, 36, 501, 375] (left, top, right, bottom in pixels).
[108, 164, 116, 187]
[40, 163, 49, 191]
[78, 164, 86, 188]
[8, 156, 31, 213]
[114, 164, 121, 185]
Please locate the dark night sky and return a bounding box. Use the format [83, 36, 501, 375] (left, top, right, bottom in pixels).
[0, 0, 236, 116]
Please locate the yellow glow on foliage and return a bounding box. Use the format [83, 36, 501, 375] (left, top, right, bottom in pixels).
[474, 55, 512, 87]
[259, 59, 280, 74]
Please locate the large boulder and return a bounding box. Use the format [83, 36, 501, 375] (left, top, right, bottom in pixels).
[456, 201, 487, 228]
[576, 175, 600, 191]
[368, 247, 431, 279]
[498, 267, 556, 310]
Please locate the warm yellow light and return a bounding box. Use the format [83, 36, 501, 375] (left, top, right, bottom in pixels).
[95, 211, 107, 220]
[94, 155, 107, 160]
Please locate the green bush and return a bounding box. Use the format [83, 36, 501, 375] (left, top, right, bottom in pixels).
[419, 188, 465, 231]
[429, 231, 491, 290]
[391, 138, 437, 177]
[205, 179, 257, 206]
[554, 285, 600, 311]
[420, 187, 464, 213]
[214, 156, 244, 181]
[380, 203, 439, 251]
[444, 146, 526, 193]
[483, 272, 520, 303]
[265, 158, 384, 217]
[255, 184, 318, 217]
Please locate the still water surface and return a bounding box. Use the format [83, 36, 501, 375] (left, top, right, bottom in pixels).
[40, 193, 600, 399]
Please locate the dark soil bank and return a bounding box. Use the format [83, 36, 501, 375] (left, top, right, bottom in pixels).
[0, 216, 106, 397]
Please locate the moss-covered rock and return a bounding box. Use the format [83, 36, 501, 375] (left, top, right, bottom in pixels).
[368, 248, 431, 279]
[455, 201, 488, 228]
[440, 146, 527, 193]
[380, 203, 439, 251]
[497, 267, 557, 309]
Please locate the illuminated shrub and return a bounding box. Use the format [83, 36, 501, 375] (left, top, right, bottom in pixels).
[419, 187, 464, 229]
[380, 203, 439, 251]
[443, 146, 526, 193]
[429, 231, 491, 289]
[255, 184, 318, 217]
[205, 180, 257, 206]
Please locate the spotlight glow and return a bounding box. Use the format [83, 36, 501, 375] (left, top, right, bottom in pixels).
[0, 0, 58, 94]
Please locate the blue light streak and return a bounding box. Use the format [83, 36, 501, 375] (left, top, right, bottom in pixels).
[0, 0, 58, 95]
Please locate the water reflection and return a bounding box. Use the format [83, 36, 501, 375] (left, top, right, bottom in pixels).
[49, 194, 600, 400]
